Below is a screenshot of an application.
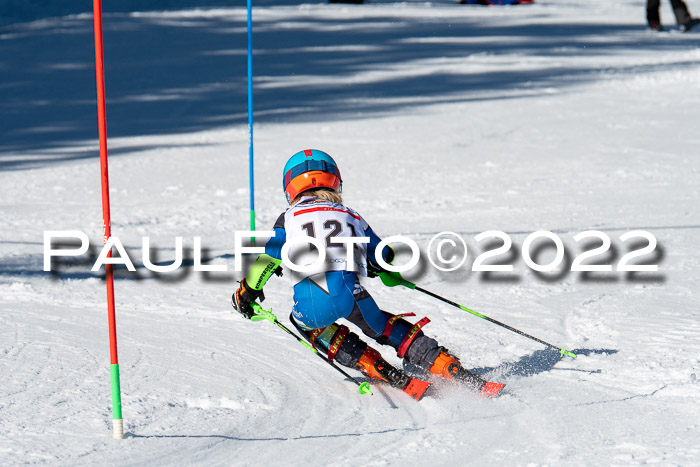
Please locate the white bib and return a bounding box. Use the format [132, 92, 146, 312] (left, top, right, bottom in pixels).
[284, 199, 369, 284]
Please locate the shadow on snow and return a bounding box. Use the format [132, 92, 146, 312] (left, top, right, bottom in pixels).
[2, 7, 699, 168]
[471, 347, 618, 379]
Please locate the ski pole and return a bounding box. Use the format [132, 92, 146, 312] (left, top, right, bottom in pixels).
[378, 272, 577, 358]
[249, 303, 373, 395]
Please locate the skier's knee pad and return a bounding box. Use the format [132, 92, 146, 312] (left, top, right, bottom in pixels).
[310, 324, 367, 368]
[333, 331, 368, 368]
[404, 334, 443, 369]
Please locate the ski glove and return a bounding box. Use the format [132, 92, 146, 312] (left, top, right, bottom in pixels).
[367, 245, 396, 278]
[378, 270, 413, 288]
[232, 279, 265, 319]
[366, 259, 383, 278]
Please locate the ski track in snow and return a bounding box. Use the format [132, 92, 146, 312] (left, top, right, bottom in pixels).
[2, 0, 700, 465]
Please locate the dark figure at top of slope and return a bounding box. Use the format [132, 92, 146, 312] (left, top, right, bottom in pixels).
[647, 0, 700, 31]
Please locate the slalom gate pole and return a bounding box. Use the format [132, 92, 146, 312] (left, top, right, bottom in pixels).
[246, 0, 255, 242]
[92, 0, 124, 439]
[250, 304, 373, 395]
[380, 273, 576, 358]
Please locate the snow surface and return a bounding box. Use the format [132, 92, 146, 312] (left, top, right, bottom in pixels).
[2, 0, 700, 465]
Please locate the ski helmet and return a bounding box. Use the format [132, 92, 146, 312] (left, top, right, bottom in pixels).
[282, 149, 342, 203]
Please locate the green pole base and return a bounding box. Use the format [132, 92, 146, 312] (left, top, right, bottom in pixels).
[110, 363, 123, 438]
[358, 382, 373, 395]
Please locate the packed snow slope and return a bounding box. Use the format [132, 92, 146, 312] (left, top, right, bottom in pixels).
[2, 0, 700, 465]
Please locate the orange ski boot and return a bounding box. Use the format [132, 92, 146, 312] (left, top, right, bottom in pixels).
[356, 347, 431, 401]
[429, 350, 505, 398]
[429, 350, 462, 379]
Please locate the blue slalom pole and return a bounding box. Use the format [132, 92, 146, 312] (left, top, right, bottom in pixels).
[247, 0, 256, 240]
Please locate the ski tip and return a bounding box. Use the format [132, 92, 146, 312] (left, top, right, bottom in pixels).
[403, 378, 431, 401]
[480, 381, 506, 399]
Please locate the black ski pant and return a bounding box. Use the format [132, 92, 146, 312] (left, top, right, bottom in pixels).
[647, 0, 693, 27]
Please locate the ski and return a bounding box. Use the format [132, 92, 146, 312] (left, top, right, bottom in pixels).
[362, 355, 432, 401]
[457, 367, 506, 398]
[356, 369, 432, 401]
[480, 381, 507, 398]
[404, 361, 506, 398]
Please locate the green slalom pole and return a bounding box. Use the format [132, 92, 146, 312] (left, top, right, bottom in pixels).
[378, 272, 577, 359]
[250, 304, 372, 395]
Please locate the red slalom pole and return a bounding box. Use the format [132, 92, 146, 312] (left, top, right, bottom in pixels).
[92, 0, 124, 439]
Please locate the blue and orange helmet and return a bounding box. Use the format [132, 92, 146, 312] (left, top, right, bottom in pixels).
[282, 149, 342, 203]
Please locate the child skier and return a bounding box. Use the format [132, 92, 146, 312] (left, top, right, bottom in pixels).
[232, 149, 504, 399]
